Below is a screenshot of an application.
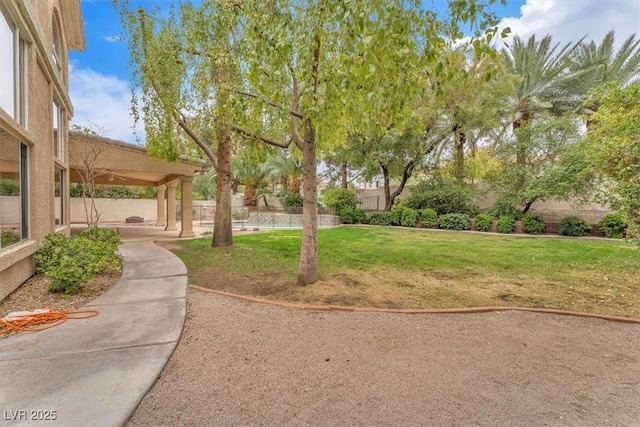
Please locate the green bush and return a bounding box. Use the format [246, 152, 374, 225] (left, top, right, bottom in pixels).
[598, 213, 628, 239]
[489, 199, 523, 220]
[277, 191, 303, 209]
[35, 230, 122, 295]
[559, 216, 592, 237]
[404, 181, 478, 216]
[438, 213, 471, 231]
[1, 230, 21, 247]
[420, 208, 438, 228]
[339, 207, 366, 224]
[400, 208, 419, 228]
[522, 214, 546, 235]
[321, 188, 359, 212]
[389, 207, 405, 226]
[497, 215, 516, 234]
[474, 214, 493, 232]
[367, 211, 392, 226]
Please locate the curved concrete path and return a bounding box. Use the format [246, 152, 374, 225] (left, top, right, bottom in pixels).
[0, 240, 187, 426]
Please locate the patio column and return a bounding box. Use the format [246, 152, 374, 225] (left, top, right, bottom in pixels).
[179, 176, 195, 238]
[165, 180, 178, 231]
[156, 184, 166, 227]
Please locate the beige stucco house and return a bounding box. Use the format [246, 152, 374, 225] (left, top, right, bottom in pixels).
[1, 0, 200, 301]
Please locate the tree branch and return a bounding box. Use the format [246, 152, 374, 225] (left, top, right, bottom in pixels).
[230, 124, 291, 149]
[236, 90, 305, 119]
[174, 112, 219, 170]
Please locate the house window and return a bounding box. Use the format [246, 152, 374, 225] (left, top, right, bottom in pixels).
[0, 8, 27, 125]
[54, 165, 65, 226]
[53, 101, 64, 160]
[52, 13, 62, 72]
[0, 127, 29, 249]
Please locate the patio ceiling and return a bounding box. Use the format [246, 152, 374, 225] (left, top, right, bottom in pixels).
[68, 131, 202, 187]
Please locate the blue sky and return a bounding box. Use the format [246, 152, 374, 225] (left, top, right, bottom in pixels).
[69, 0, 640, 143]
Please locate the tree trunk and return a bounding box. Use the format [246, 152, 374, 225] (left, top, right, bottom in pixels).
[290, 177, 301, 194]
[341, 163, 348, 188]
[382, 164, 393, 211]
[297, 119, 318, 285]
[244, 185, 256, 207]
[212, 124, 233, 247]
[513, 110, 530, 190]
[453, 123, 466, 183]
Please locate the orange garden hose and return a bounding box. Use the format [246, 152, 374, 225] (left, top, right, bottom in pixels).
[0, 309, 100, 334]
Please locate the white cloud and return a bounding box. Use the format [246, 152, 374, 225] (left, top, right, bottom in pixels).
[104, 35, 123, 42]
[499, 0, 640, 49]
[68, 64, 144, 144]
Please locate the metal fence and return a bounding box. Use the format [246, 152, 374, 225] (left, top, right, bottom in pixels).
[358, 195, 380, 211]
[197, 205, 338, 230]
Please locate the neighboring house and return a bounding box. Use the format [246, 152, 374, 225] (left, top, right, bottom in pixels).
[1, 0, 85, 300]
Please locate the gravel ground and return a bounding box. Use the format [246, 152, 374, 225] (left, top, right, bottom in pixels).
[128, 288, 640, 427]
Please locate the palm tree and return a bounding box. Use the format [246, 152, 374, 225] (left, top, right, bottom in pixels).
[501, 34, 584, 187]
[231, 155, 267, 207]
[571, 31, 640, 120]
[264, 151, 303, 194]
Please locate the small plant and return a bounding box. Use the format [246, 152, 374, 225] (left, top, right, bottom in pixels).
[339, 207, 366, 224]
[474, 214, 493, 232]
[559, 216, 592, 237]
[490, 199, 523, 220]
[598, 213, 628, 239]
[321, 188, 359, 212]
[1, 230, 21, 248]
[389, 207, 406, 226]
[367, 211, 392, 226]
[497, 215, 516, 234]
[35, 229, 122, 295]
[438, 213, 471, 231]
[420, 209, 438, 228]
[277, 191, 303, 209]
[522, 214, 546, 235]
[400, 208, 419, 228]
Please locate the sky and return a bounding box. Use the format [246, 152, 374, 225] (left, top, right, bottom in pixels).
[69, 0, 640, 143]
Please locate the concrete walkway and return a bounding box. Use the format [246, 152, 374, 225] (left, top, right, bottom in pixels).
[0, 238, 187, 426]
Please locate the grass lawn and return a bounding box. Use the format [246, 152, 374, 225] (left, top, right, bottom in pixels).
[164, 226, 640, 318]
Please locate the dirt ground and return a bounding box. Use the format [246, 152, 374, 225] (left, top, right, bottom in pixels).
[127, 288, 640, 426]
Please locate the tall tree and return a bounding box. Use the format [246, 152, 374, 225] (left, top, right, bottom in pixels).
[501, 34, 584, 187]
[582, 82, 640, 244]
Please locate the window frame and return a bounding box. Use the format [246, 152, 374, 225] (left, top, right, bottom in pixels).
[0, 7, 27, 126]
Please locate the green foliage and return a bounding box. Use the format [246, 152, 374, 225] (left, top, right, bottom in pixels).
[193, 170, 217, 200]
[339, 207, 366, 225]
[420, 209, 438, 228]
[0, 179, 20, 196]
[277, 191, 303, 209]
[321, 188, 359, 213]
[70, 184, 156, 199]
[598, 213, 628, 239]
[489, 199, 522, 220]
[367, 211, 393, 226]
[522, 214, 546, 235]
[496, 215, 516, 234]
[405, 180, 478, 216]
[559, 216, 592, 237]
[474, 214, 493, 232]
[400, 208, 419, 228]
[1, 230, 21, 247]
[438, 213, 471, 231]
[34, 229, 122, 295]
[522, 214, 545, 234]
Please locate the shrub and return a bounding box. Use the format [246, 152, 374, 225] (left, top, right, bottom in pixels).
[420, 209, 438, 228]
[489, 199, 523, 220]
[389, 207, 405, 226]
[474, 214, 493, 232]
[404, 181, 478, 216]
[438, 213, 471, 231]
[497, 215, 516, 234]
[339, 207, 366, 224]
[367, 211, 392, 226]
[400, 208, 419, 228]
[35, 230, 122, 295]
[559, 216, 592, 237]
[1, 230, 21, 247]
[598, 213, 628, 239]
[321, 188, 359, 212]
[522, 214, 546, 235]
[277, 191, 303, 209]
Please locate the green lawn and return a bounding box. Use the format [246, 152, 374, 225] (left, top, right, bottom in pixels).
[166, 226, 640, 317]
